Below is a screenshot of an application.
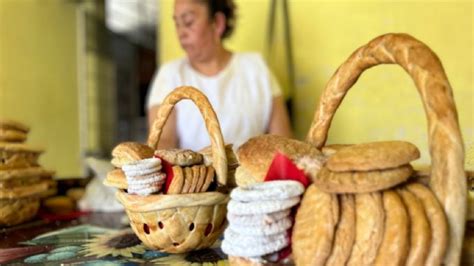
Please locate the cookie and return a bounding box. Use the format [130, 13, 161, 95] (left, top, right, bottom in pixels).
[0, 181, 49, 199]
[155, 149, 203, 166]
[374, 190, 409, 266]
[347, 192, 385, 266]
[0, 119, 30, 133]
[189, 165, 200, 193]
[292, 185, 339, 266]
[0, 167, 54, 181]
[398, 188, 431, 266]
[122, 158, 161, 173]
[126, 172, 166, 185]
[235, 166, 259, 187]
[104, 169, 127, 189]
[111, 142, 154, 167]
[167, 166, 184, 194]
[230, 180, 304, 202]
[314, 164, 413, 193]
[326, 141, 420, 172]
[227, 209, 291, 227]
[222, 230, 288, 258]
[228, 196, 300, 216]
[200, 166, 214, 192]
[326, 194, 355, 266]
[228, 216, 292, 236]
[181, 167, 193, 193]
[0, 129, 27, 142]
[196, 165, 207, 192]
[406, 183, 448, 265]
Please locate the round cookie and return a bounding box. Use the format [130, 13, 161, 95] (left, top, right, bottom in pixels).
[167, 166, 184, 194]
[347, 192, 385, 266]
[321, 144, 353, 157]
[104, 169, 127, 189]
[228, 216, 292, 236]
[111, 142, 154, 167]
[292, 184, 339, 266]
[0, 119, 30, 133]
[406, 183, 448, 265]
[326, 141, 420, 172]
[326, 194, 355, 266]
[154, 149, 203, 166]
[398, 188, 431, 266]
[227, 209, 290, 227]
[374, 190, 410, 266]
[222, 230, 288, 258]
[0, 129, 27, 142]
[228, 196, 300, 215]
[314, 164, 413, 193]
[230, 180, 304, 202]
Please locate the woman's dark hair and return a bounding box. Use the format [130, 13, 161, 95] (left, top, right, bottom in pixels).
[199, 0, 236, 39]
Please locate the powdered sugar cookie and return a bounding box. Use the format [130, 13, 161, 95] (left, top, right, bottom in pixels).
[228, 196, 300, 215]
[230, 180, 305, 202]
[224, 228, 289, 250]
[228, 216, 292, 236]
[227, 209, 291, 227]
[222, 232, 289, 258]
[122, 157, 161, 170]
[122, 165, 162, 177]
[126, 173, 166, 185]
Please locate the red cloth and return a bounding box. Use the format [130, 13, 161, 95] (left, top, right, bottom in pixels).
[264, 152, 310, 187]
[154, 155, 174, 194]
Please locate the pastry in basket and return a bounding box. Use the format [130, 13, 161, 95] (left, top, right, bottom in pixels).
[0, 142, 43, 170]
[199, 144, 239, 187]
[310, 141, 419, 193]
[298, 33, 464, 265]
[222, 134, 324, 265]
[0, 119, 29, 143]
[105, 86, 230, 253]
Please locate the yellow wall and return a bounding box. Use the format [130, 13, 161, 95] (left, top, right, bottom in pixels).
[0, 0, 81, 177]
[159, 0, 473, 168]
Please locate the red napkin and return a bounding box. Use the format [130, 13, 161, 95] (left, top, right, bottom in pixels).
[154, 155, 174, 193]
[263, 152, 310, 262]
[264, 152, 310, 187]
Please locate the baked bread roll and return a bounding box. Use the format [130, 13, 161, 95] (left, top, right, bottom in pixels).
[111, 142, 154, 167]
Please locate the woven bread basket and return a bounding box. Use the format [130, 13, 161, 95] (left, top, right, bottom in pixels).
[116, 86, 229, 253]
[305, 33, 466, 265]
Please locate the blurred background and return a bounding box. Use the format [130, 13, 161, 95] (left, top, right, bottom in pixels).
[0, 0, 472, 178]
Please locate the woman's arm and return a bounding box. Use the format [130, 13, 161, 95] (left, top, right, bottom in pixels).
[147, 105, 179, 149]
[267, 95, 293, 138]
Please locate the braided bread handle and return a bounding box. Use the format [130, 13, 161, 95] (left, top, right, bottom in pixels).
[306, 33, 466, 264]
[148, 86, 228, 186]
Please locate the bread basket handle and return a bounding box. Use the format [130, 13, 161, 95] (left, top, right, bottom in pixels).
[306, 33, 466, 264]
[148, 86, 228, 186]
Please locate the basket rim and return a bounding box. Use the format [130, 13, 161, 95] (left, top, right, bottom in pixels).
[116, 190, 229, 212]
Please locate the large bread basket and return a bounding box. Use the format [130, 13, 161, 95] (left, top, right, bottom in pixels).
[116, 86, 229, 253]
[306, 33, 466, 265]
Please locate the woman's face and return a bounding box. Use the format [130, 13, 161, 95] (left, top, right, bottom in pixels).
[173, 0, 220, 62]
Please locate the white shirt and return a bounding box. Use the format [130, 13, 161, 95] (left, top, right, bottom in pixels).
[147, 52, 282, 151]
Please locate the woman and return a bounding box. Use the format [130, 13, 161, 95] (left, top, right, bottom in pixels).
[147, 0, 292, 150]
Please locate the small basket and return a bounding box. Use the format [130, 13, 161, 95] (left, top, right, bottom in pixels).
[117, 86, 229, 253]
[306, 33, 466, 265]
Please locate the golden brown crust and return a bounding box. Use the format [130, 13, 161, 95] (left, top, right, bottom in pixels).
[155, 149, 203, 166]
[326, 194, 355, 266]
[104, 169, 128, 189]
[398, 188, 431, 266]
[292, 184, 339, 266]
[201, 166, 214, 192]
[237, 134, 323, 183]
[326, 141, 420, 172]
[196, 165, 207, 192]
[111, 142, 154, 167]
[305, 33, 466, 264]
[374, 190, 409, 266]
[167, 166, 184, 194]
[0, 167, 54, 181]
[0, 180, 49, 199]
[315, 164, 413, 193]
[321, 144, 353, 157]
[0, 129, 27, 142]
[0, 119, 30, 133]
[347, 192, 385, 266]
[406, 183, 448, 265]
[182, 167, 193, 193]
[0, 142, 43, 153]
